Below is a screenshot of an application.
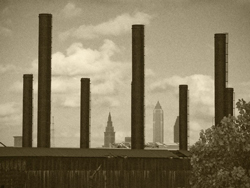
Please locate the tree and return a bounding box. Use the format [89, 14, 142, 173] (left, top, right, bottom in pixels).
[190, 99, 250, 188]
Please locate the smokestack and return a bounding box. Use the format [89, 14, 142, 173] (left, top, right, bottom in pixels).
[179, 85, 188, 151]
[37, 13, 52, 148]
[215, 33, 228, 126]
[22, 74, 33, 147]
[225, 88, 234, 117]
[131, 25, 144, 149]
[80, 78, 90, 148]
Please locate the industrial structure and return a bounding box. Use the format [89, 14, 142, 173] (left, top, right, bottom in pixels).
[22, 74, 33, 147]
[80, 78, 90, 148]
[131, 25, 145, 150]
[179, 85, 188, 151]
[103, 113, 115, 148]
[153, 101, 164, 143]
[37, 14, 52, 148]
[225, 87, 234, 117]
[214, 33, 234, 126]
[0, 13, 192, 188]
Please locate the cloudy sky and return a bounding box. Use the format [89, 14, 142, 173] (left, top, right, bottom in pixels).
[1, 0, 250, 148]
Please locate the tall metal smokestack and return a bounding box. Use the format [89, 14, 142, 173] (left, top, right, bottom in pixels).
[22, 74, 33, 147]
[179, 85, 188, 151]
[225, 88, 234, 117]
[131, 25, 144, 149]
[37, 13, 52, 148]
[215, 33, 228, 126]
[80, 78, 90, 148]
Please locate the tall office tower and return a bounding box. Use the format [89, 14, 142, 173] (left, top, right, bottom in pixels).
[174, 116, 179, 143]
[153, 101, 164, 143]
[104, 113, 115, 147]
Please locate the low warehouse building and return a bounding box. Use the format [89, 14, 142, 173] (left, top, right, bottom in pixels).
[0, 147, 191, 188]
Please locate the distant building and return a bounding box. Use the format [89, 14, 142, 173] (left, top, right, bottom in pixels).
[166, 143, 179, 150]
[174, 116, 179, 143]
[145, 142, 167, 148]
[103, 113, 115, 148]
[153, 101, 164, 143]
[13, 136, 22, 147]
[145, 142, 180, 150]
[110, 136, 131, 149]
[125, 137, 131, 143]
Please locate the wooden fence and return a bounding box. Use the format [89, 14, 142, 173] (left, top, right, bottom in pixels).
[0, 157, 191, 188]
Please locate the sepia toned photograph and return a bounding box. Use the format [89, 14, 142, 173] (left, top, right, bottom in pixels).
[0, 0, 250, 187]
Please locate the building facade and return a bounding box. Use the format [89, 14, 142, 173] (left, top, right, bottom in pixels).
[174, 116, 179, 143]
[125, 137, 131, 143]
[153, 101, 164, 143]
[104, 113, 115, 148]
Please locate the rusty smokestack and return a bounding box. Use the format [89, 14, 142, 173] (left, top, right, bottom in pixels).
[179, 85, 188, 151]
[131, 25, 144, 149]
[80, 78, 90, 148]
[37, 13, 52, 148]
[225, 88, 234, 117]
[22, 74, 33, 147]
[215, 33, 228, 126]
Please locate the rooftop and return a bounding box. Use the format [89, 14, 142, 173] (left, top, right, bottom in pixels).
[0, 147, 191, 158]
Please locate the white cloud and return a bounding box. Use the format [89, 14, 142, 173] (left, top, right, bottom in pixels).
[12, 39, 130, 109]
[150, 74, 214, 107]
[48, 40, 129, 107]
[60, 2, 82, 18]
[59, 12, 153, 40]
[11, 39, 129, 109]
[52, 40, 121, 77]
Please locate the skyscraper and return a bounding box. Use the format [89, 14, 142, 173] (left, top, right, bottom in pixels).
[174, 116, 179, 143]
[153, 101, 164, 143]
[104, 113, 115, 148]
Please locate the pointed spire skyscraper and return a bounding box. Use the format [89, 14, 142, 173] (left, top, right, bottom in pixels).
[104, 112, 115, 148]
[108, 112, 111, 122]
[153, 101, 164, 143]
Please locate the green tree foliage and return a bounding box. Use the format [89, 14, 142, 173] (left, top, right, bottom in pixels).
[190, 99, 250, 188]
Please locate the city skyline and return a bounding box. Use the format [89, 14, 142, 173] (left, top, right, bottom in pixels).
[1, 0, 250, 148]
